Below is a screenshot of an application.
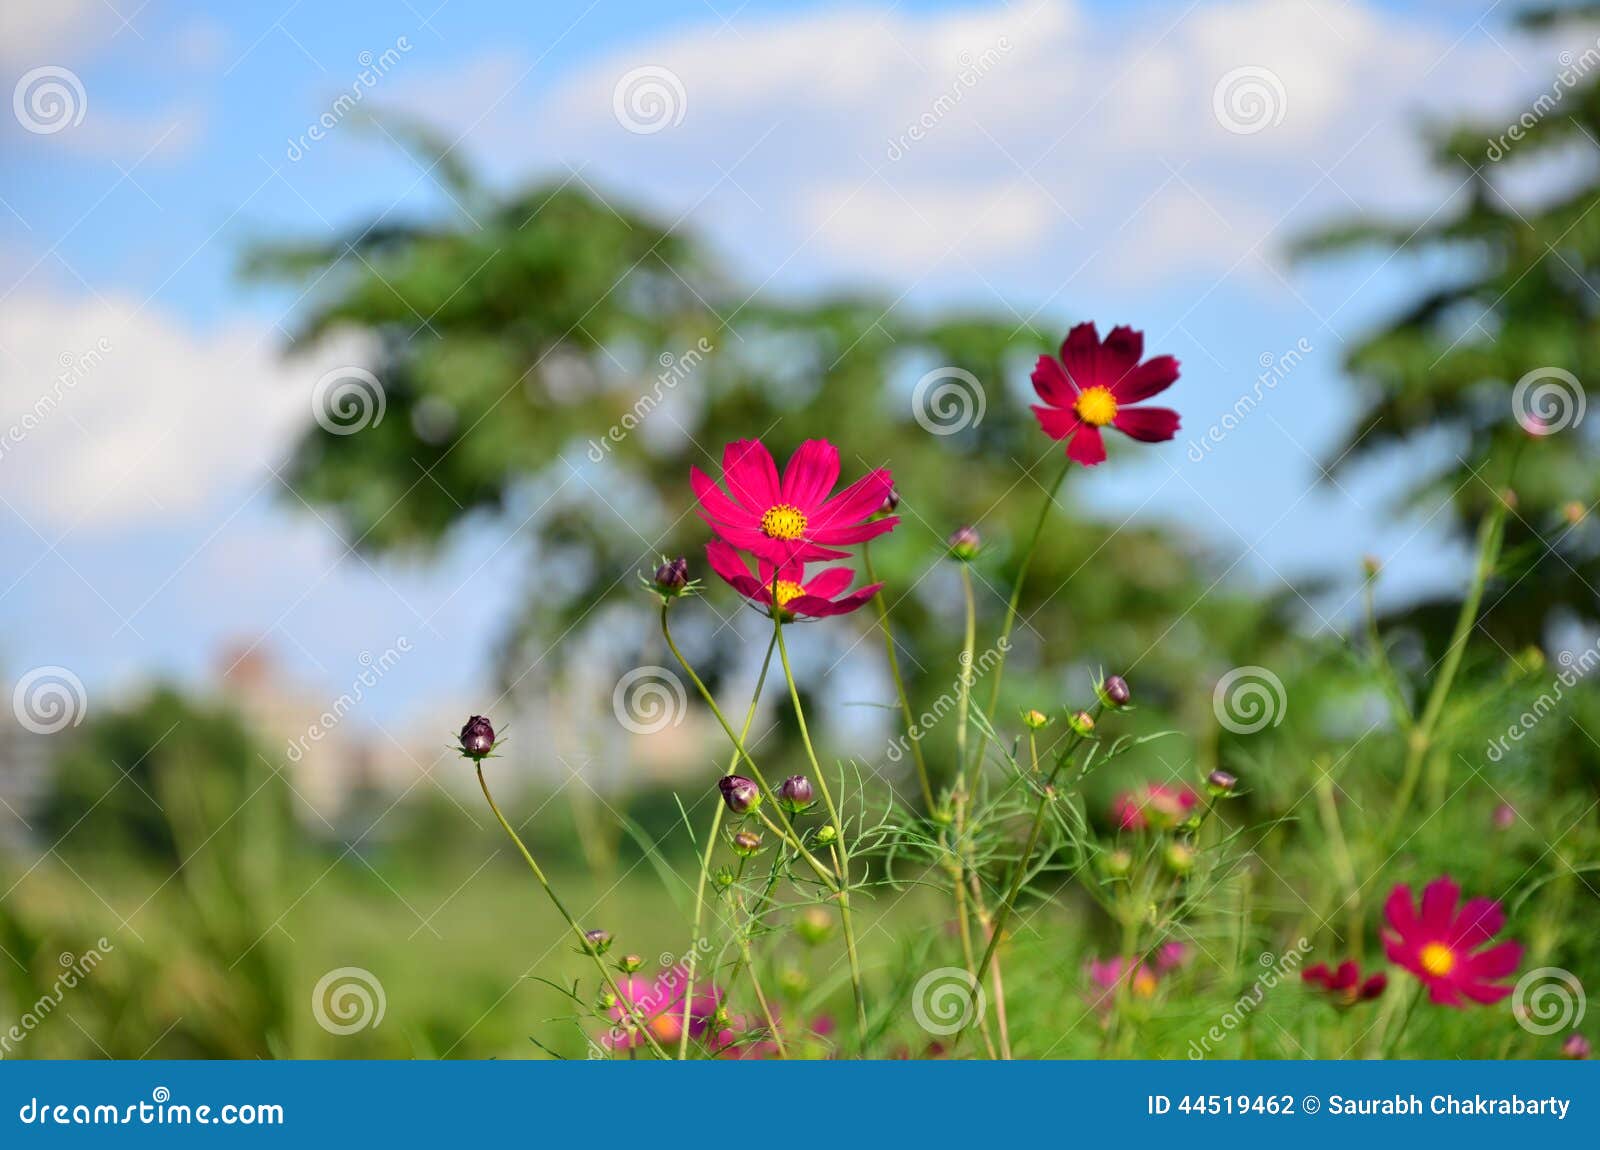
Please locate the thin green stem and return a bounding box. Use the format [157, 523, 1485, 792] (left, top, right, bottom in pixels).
[475, 763, 669, 1060]
[956, 564, 979, 791]
[862, 541, 935, 811]
[678, 632, 777, 1059]
[772, 614, 868, 1043]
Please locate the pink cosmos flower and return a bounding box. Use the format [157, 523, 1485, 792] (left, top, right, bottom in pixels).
[705, 539, 882, 620]
[1084, 944, 1188, 1015]
[1113, 783, 1198, 830]
[602, 972, 722, 1050]
[692, 439, 897, 565]
[1302, 960, 1387, 1005]
[1382, 876, 1522, 1007]
[1031, 323, 1181, 466]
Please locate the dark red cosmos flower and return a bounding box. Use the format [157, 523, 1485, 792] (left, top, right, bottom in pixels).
[1382, 876, 1522, 1007]
[692, 439, 897, 565]
[1303, 960, 1387, 1006]
[1031, 323, 1180, 466]
[706, 539, 881, 620]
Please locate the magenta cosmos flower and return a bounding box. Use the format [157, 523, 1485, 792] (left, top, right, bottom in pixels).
[1382, 876, 1522, 1007]
[692, 439, 897, 565]
[602, 973, 723, 1050]
[1303, 960, 1387, 1006]
[1031, 323, 1181, 466]
[705, 539, 881, 620]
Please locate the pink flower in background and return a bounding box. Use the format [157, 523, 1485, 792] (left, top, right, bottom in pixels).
[1382, 876, 1522, 1007]
[1302, 960, 1387, 1005]
[1031, 323, 1181, 466]
[602, 972, 722, 1050]
[1113, 782, 1198, 830]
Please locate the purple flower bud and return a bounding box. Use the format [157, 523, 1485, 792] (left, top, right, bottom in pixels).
[718, 775, 762, 815]
[880, 487, 900, 515]
[654, 556, 689, 591]
[459, 715, 496, 759]
[1102, 675, 1131, 708]
[778, 774, 815, 812]
[1206, 769, 1238, 796]
[947, 525, 981, 561]
[582, 928, 612, 955]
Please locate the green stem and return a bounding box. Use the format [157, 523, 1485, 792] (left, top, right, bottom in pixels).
[956, 564, 979, 791]
[772, 614, 869, 1043]
[678, 632, 777, 1059]
[970, 454, 1072, 777]
[862, 541, 935, 811]
[475, 763, 669, 1060]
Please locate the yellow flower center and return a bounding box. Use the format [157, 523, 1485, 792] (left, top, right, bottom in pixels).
[773, 580, 805, 608]
[648, 1013, 683, 1042]
[760, 503, 808, 540]
[1419, 943, 1455, 977]
[1074, 386, 1118, 426]
[1132, 969, 1158, 999]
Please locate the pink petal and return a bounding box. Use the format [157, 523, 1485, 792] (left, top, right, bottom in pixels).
[1458, 980, 1514, 1005]
[781, 439, 840, 511]
[1102, 325, 1144, 381]
[1031, 355, 1076, 405]
[1465, 940, 1522, 980]
[1419, 876, 1461, 932]
[1112, 405, 1180, 442]
[809, 516, 897, 547]
[812, 468, 892, 531]
[691, 466, 753, 528]
[802, 566, 854, 599]
[1111, 355, 1180, 403]
[1428, 980, 1465, 1008]
[1449, 897, 1506, 948]
[705, 540, 765, 601]
[1066, 424, 1106, 466]
[1384, 884, 1418, 937]
[792, 584, 881, 617]
[1059, 322, 1104, 390]
[722, 440, 779, 510]
[1031, 403, 1079, 441]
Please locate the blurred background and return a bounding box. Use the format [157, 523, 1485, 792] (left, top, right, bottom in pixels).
[2, 0, 1598, 1058]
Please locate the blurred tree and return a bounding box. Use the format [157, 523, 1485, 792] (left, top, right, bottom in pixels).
[245, 120, 1293, 796]
[1294, 1, 1600, 648]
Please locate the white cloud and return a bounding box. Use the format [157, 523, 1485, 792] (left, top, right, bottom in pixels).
[385, 0, 1551, 294]
[0, 292, 363, 532]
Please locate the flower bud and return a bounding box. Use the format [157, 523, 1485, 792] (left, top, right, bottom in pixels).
[795, 906, 834, 945]
[813, 824, 838, 846]
[597, 989, 618, 1010]
[1206, 769, 1238, 797]
[1067, 709, 1095, 736]
[1021, 708, 1050, 730]
[1101, 675, 1131, 708]
[581, 929, 612, 955]
[1500, 487, 1518, 511]
[947, 525, 981, 561]
[1100, 848, 1133, 878]
[713, 865, 735, 889]
[1492, 803, 1516, 831]
[617, 954, 643, 974]
[731, 830, 763, 856]
[879, 487, 900, 515]
[1562, 1033, 1592, 1060]
[1163, 842, 1195, 876]
[654, 556, 689, 591]
[778, 774, 815, 812]
[459, 714, 496, 759]
[718, 775, 762, 815]
[1361, 554, 1382, 579]
[778, 967, 809, 999]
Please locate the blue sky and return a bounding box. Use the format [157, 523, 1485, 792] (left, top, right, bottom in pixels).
[0, 0, 1579, 732]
